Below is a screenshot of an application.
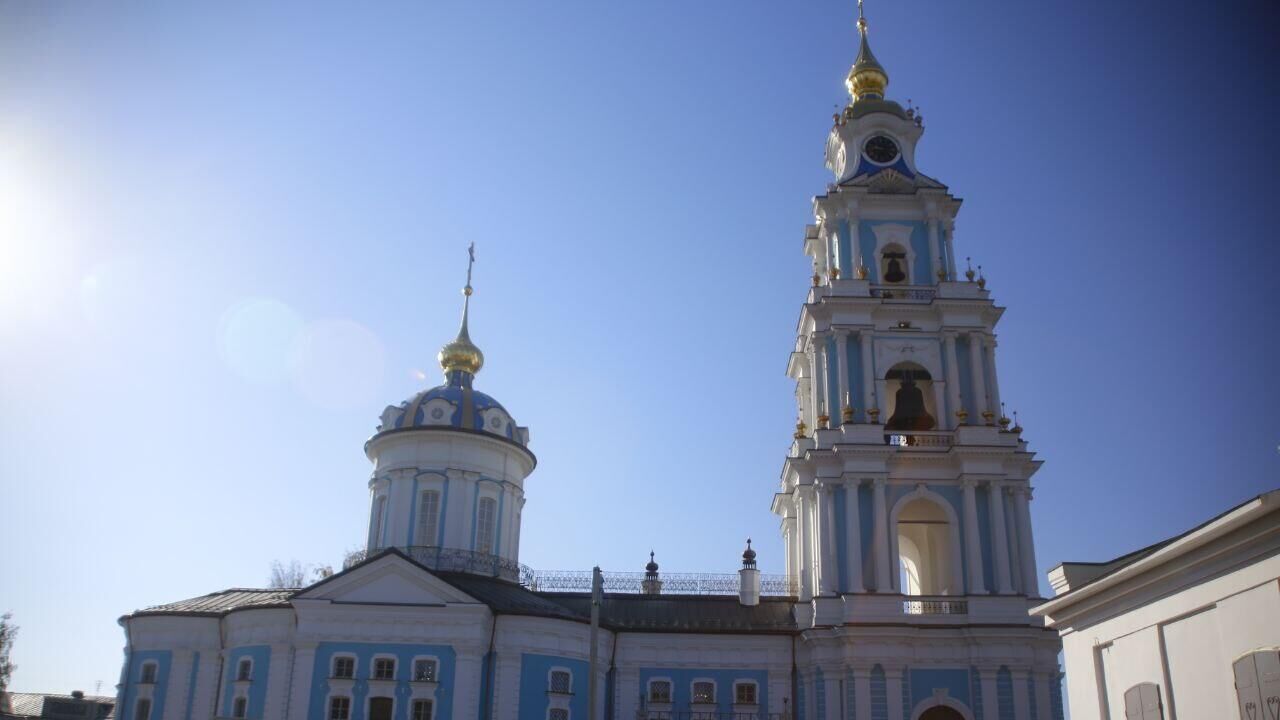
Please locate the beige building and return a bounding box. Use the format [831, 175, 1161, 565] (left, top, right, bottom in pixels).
[1031, 489, 1280, 720]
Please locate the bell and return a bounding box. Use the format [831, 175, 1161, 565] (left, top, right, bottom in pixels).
[886, 374, 936, 431]
[884, 256, 906, 283]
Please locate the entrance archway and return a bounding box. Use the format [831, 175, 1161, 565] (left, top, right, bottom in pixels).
[919, 706, 965, 720]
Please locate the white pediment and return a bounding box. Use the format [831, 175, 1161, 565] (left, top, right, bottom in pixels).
[295, 552, 480, 607]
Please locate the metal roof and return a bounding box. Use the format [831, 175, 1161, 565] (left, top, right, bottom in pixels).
[133, 588, 296, 617]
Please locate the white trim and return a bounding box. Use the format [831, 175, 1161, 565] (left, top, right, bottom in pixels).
[324, 693, 353, 720]
[547, 666, 573, 694]
[369, 654, 398, 682]
[234, 657, 254, 682]
[330, 654, 356, 679]
[646, 676, 674, 705]
[732, 679, 760, 706]
[908, 692, 975, 720]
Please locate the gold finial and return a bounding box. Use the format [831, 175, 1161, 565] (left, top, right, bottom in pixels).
[846, 0, 889, 103]
[794, 419, 808, 439]
[438, 243, 485, 376]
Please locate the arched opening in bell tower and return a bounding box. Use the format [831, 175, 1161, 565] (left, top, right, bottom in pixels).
[894, 496, 959, 596]
[885, 363, 938, 434]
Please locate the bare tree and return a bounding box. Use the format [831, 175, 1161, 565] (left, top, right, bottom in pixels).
[0, 612, 17, 707]
[268, 560, 309, 589]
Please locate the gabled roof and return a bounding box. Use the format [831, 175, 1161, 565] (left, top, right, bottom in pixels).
[4, 692, 115, 719]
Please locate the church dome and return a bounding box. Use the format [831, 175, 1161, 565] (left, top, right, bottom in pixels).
[373, 245, 527, 447]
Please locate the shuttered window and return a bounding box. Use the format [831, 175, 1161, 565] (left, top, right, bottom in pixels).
[1122, 682, 1161, 720]
[1234, 649, 1280, 720]
[416, 490, 441, 546]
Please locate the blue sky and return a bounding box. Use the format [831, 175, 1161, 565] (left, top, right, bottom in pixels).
[2, 0, 1278, 696]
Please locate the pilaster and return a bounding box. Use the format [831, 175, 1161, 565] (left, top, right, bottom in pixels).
[987, 481, 1013, 594]
[843, 479, 865, 593]
[286, 642, 317, 720]
[871, 477, 891, 592]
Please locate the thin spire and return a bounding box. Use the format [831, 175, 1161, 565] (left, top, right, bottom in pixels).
[438, 242, 485, 377]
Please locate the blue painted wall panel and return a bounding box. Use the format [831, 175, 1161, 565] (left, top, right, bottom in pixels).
[221, 646, 271, 719]
[307, 642, 456, 720]
[834, 485, 849, 592]
[119, 649, 171, 720]
[520, 653, 588, 720]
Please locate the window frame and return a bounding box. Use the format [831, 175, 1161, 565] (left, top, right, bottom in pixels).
[416, 489, 442, 547]
[547, 709, 569, 720]
[547, 667, 572, 695]
[411, 698, 434, 720]
[691, 679, 717, 705]
[411, 656, 439, 683]
[133, 698, 152, 720]
[331, 655, 356, 680]
[371, 655, 397, 681]
[139, 661, 158, 685]
[647, 678, 672, 704]
[734, 680, 759, 706]
[232, 696, 248, 719]
[328, 696, 351, 720]
[476, 496, 498, 555]
[235, 658, 253, 682]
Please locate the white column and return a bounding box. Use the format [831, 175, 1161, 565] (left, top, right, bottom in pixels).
[835, 330, 851, 423]
[985, 337, 1002, 422]
[927, 216, 941, 282]
[854, 668, 873, 720]
[848, 208, 862, 276]
[165, 649, 195, 720]
[979, 668, 1000, 720]
[817, 483, 836, 595]
[860, 331, 876, 420]
[844, 480, 865, 593]
[943, 333, 962, 429]
[967, 332, 988, 422]
[944, 219, 958, 278]
[263, 644, 292, 719]
[960, 480, 986, 594]
[1034, 671, 1053, 720]
[823, 667, 843, 720]
[1014, 486, 1040, 597]
[871, 478, 891, 592]
[987, 482, 1013, 594]
[886, 668, 905, 720]
[809, 341, 822, 430]
[1012, 669, 1032, 719]
[797, 490, 814, 601]
[286, 643, 317, 720]
[817, 337, 832, 427]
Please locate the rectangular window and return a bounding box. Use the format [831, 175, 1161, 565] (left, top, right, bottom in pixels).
[476, 497, 497, 555]
[332, 656, 354, 679]
[548, 710, 569, 720]
[134, 698, 151, 720]
[373, 658, 396, 680]
[735, 682, 758, 705]
[237, 659, 252, 681]
[648, 680, 671, 703]
[413, 659, 438, 682]
[232, 697, 247, 718]
[692, 681, 715, 704]
[140, 663, 157, 684]
[329, 697, 351, 720]
[549, 670, 571, 694]
[412, 699, 434, 720]
[416, 490, 441, 546]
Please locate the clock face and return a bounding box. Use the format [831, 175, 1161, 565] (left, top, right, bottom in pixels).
[864, 135, 900, 164]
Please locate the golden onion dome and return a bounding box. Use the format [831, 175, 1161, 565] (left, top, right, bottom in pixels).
[438, 284, 484, 376]
[846, 8, 889, 102]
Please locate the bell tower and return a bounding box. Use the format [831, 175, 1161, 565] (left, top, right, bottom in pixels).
[773, 0, 1050, 634]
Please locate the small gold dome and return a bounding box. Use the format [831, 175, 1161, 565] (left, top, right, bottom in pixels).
[439, 333, 483, 375]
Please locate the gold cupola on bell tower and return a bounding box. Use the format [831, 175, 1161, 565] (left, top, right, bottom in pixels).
[846, 0, 889, 102]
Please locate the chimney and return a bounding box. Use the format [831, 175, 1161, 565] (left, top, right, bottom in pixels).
[71, 691, 85, 700]
[738, 538, 760, 606]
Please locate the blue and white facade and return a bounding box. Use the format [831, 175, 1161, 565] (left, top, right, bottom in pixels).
[116, 10, 1062, 720]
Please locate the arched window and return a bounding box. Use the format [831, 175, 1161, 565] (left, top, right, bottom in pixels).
[1123, 682, 1162, 720]
[139, 662, 157, 684]
[895, 497, 958, 596]
[133, 698, 152, 720]
[880, 242, 910, 284]
[416, 490, 441, 547]
[885, 364, 937, 436]
[1233, 649, 1280, 720]
[476, 497, 497, 555]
